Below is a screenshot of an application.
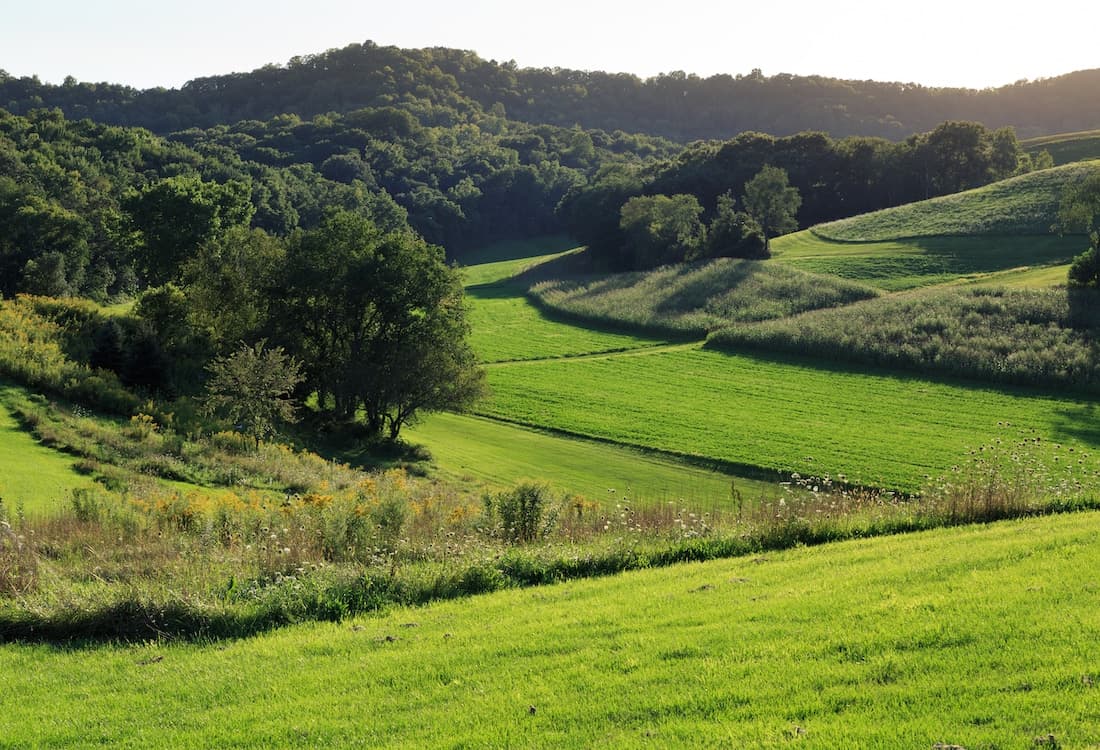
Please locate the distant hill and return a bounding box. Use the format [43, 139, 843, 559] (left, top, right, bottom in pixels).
[2, 41, 1100, 141]
[1023, 130, 1100, 165]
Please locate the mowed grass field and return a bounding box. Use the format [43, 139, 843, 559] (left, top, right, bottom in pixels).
[0, 384, 95, 515]
[477, 346, 1100, 493]
[5, 510, 1100, 748]
[404, 411, 775, 508]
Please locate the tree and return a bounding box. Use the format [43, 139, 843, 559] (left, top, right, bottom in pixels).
[618, 193, 705, 269]
[702, 192, 766, 260]
[124, 176, 255, 285]
[276, 210, 484, 439]
[1059, 172, 1100, 287]
[742, 166, 801, 254]
[203, 340, 304, 448]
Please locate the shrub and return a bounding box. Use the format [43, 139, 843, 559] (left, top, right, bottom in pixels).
[488, 482, 558, 543]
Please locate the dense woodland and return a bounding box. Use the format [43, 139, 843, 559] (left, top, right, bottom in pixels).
[3, 41, 1100, 141]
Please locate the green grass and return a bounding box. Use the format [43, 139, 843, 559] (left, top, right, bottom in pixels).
[476, 346, 1100, 493]
[528, 258, 878, 336]
[405, 411, 774, 509]
[0, 384, 95, 515]
[1024, 129, 1100, 166]
[708, 286, 1100, 394]
[812, 162, 1100, 242]
[773, 232, 1084, 290]
[465, 282, 667, 363]
[5, 510, 1100, 747]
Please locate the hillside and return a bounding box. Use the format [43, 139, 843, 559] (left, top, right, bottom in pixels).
[1024, 129, 1100, 165]
[4, 42, 1100, 140]
[5, 510, 1100, 747]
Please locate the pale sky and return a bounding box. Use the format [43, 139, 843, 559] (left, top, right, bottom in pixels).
[3, 1, 1097, 90]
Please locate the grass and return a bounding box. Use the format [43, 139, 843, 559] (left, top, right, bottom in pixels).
[812, 161, 1100, 241]
[0, 384, 96, 515]
[5, 509, 1100, 747]
[404, 411, 776, 509]
[1024, 129, 1100, 166]
[772, 232, 1084, 290]
[708, 286, 1100, 394]
[477, 345, 1100, 493]
[527, 258, 878, 336]
[465, 282, 665, 363]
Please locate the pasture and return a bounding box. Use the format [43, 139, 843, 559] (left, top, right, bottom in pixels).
[4, 510, 1100, 748]
[772, 232, 1082, 290]
[477, 346, 1100, 493]
[812, 161, 1099, 241]
[1023, 129, 1100, 165]
[0, 384, 95, 515]
[404, 411, 771, 508]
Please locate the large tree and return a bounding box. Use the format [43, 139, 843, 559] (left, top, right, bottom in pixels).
[276, 210, 484, 438]
[618, 193, 705, 269]
[124, 176, 254, 285]
[203, 340, 304, 448]
[742, 165, 801, 255]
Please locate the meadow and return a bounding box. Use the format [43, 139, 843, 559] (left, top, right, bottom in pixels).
[477, 345, 1100, 493]
[812, 161, 1100, 241]
[709, 285, 1100, 393]
[527, 258, 878, 336]
[404, 411, 772, 507]
[1023, 129, 1100, 165]
[771, 232, 1083, 290]
[5, 509, 1100, 748]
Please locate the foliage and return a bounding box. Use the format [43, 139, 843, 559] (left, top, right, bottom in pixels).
[702, 192, 766, 259]
[485, 481, 558, 543]
[707, 286, 1100, 392]
[276, 210, 485, 437]
[1057, 171, 1100, 286]
[742, 165, 801, 253]
[7, 42, 1100, 142]
[203, 341, 304, 448]
[528, 257, 878, 337]
[617, 193, 705, 269]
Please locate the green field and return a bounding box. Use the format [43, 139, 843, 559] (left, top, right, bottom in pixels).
[1024, 129, 1100, 166]
[405, 411, 774, 508]
[772, 232, 1083, 290]
[477, 346, 1100, 492]
[812, 161, 1100, 242]
[466, 282, 665, 363]
[5, 510, 1100, 748]
[0, 384, 95, 515]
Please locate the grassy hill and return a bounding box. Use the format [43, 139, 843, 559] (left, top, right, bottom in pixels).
[5, 510, 1100, 747]
[1024, 129, 1100, 166]
[768, 162, 1099, 290]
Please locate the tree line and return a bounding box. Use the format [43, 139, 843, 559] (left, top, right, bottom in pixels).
[560, 121, 1049, 270]
[3, 41, 1099, 141]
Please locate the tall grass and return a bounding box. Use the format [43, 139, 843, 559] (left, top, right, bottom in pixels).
[0, 295, 138, 414]
[3, 431, 1096, 643]
[528, 258, 878, 337]
[708, 286, 1100, 393]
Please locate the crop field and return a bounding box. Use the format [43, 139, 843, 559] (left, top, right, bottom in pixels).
[812, 161, 1099, 242]
[0, 385, 95, 516]
[477, 346, 1100, 493]
[1023, 129, 1100, 165]
[772, 232, 1083, 290]
[404, 411, 773, 508]
[5, 510, 1100, 748]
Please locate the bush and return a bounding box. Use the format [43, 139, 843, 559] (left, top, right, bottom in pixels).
[488, 482, 558, 543]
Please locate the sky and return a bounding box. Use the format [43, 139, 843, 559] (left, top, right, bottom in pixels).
[3, 1, 1097, 91]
